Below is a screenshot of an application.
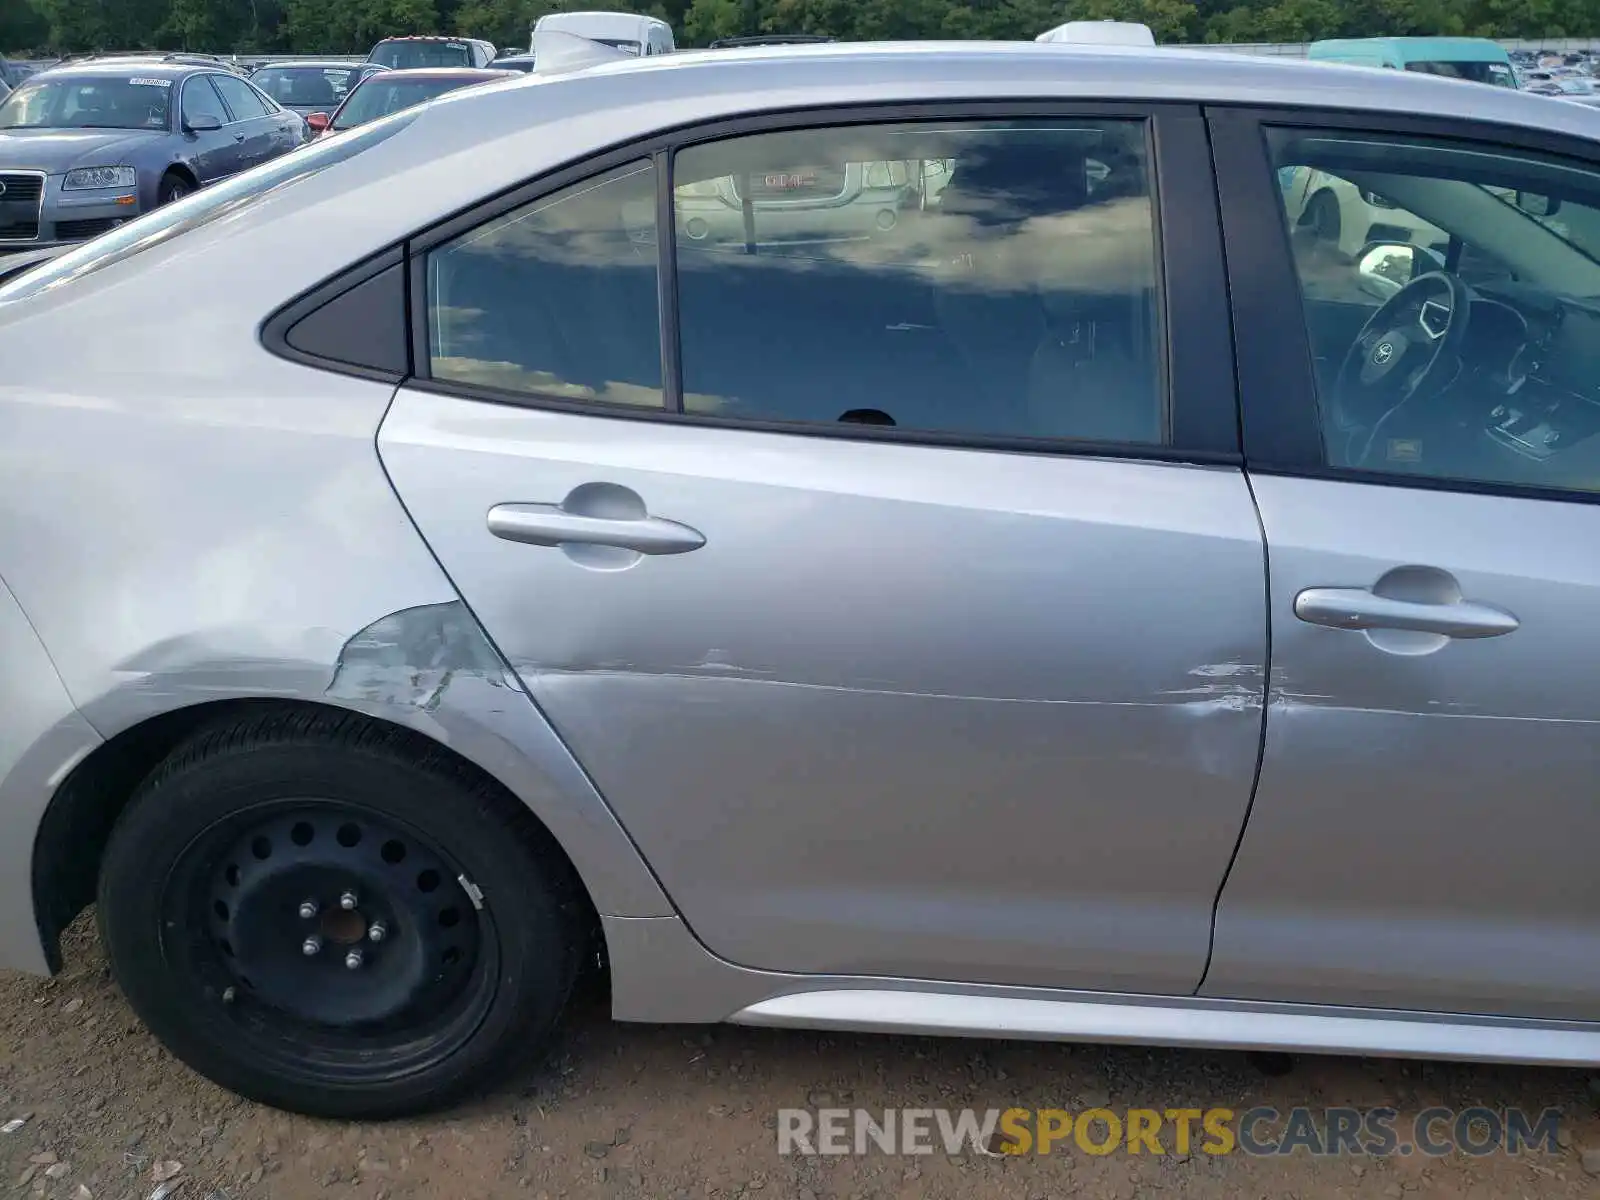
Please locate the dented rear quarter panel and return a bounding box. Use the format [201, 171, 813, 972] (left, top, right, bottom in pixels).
[0, 265, 673, 969]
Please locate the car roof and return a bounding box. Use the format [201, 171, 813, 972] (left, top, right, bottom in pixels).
[256, 60, 372, 71]
[72, 39, 1600, 325]
[363, 67, 519, 82]
[23, 61, 202, 82]
[467, 41, 1597, 142]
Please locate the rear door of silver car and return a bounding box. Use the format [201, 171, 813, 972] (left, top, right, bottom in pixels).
[1205, 105, 1600, 1020]
[379, 102, 1269, 995]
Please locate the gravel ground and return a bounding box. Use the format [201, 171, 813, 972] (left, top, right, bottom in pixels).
[4, 917, 1600, 1200]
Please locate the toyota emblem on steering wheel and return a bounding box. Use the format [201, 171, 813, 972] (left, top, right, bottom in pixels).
[1372, 340, 1395, 365]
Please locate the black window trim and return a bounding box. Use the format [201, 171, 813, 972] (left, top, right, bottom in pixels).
[399, 99, 1240, 465]
[1211, 101, 1600, 506]
[258, 99, 1236, 464]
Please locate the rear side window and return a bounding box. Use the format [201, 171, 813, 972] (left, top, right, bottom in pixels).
[673, 119, 1164, 442]
[212, 73, 270, 119]
[426, 161, 662, 408]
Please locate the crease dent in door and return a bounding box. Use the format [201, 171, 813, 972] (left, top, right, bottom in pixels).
[526, 655, 1265, 716]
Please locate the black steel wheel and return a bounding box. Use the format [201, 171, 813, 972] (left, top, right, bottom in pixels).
[99, 708, 585, 1119]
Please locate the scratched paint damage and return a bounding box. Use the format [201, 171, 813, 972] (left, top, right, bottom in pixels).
[1158, 660, 1266, 713]
[327, 601, 520, 711]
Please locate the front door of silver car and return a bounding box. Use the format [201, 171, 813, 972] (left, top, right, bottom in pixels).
[378, 105, 1267, 995]
[1206, 106, 1600, 1020]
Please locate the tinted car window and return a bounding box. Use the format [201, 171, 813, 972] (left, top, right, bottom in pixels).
[426, 161, 662, 407]
[672, 119, 1164, 442]
[180, 75, 228, 127]
[1405, 60, 1517, 87]
[0, 112, 418, 306]
[333, 75, 492, 129]
[1269, 126, 1600, 493]
[0, 75, 172, 131]
[253, 66, 357, 108]
[211, 73, 270, 120]
[369, 40, 473, 69]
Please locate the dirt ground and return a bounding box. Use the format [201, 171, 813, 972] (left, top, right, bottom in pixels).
[4, 918, 1600, 1200]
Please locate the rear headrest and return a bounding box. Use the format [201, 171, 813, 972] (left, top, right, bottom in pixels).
[940, 141, 1089, 226]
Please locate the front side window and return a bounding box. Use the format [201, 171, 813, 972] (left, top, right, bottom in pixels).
[180, 75, 228, 127]
[426, 161, 662, 407]
[1270, 126, 1600, 494]
[672, 119, 1164, 442]
[0, 76, 172, 131]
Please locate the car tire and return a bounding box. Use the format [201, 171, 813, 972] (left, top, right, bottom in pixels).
[97, 707, 585, 1119]
[1305, 191, 1341, 246]
[158, 172, 191, 205]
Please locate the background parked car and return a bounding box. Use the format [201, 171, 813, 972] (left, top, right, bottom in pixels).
[308, 66, 518, 137]
[366, 36, 499, 69]
[0, 61, 305, 246]
[490, 54, 538, 73]
[250, 60, 389, 118]
[1279, 164, 1448, 260]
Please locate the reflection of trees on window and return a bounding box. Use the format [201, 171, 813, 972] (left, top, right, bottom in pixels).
[671, 119, 1165, 443]
[427, 161, 664, 409]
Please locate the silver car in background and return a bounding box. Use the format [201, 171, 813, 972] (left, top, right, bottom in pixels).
[5, 39, 1600, 1121]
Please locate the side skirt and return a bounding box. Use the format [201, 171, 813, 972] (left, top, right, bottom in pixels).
[604, 916, 1600, 1067]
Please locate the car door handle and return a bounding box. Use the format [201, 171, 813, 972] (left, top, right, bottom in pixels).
[486, 503, 705, 555]
[233, 132, 246, 142]
[1294, 587, 1519, 639]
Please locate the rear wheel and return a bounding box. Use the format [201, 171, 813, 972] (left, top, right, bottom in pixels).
[158, 172, 191, 205]
[98, 709, 583, 1119]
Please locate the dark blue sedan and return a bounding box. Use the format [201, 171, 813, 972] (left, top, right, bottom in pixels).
[0, 60, 305, 247]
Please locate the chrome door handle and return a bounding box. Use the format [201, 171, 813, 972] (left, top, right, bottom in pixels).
[487, 502, 704, 555]
[1294, 587, 1518, 639]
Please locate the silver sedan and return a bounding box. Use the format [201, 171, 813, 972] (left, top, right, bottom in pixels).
[3, 37, 1600, 1120]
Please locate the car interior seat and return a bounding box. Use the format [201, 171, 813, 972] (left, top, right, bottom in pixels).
[930, 139, 1090, 435]
[290, 72, 339, 108]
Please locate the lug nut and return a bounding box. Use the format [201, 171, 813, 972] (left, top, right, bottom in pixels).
[301, 935, 322, 956]
[298, 899, 319, 919]
[368, 921, 388, 943]
[339, 890, 359, 911]
[344, 948, 364, 970]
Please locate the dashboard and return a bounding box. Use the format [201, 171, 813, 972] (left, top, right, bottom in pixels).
[1470, 284, 1600, 468]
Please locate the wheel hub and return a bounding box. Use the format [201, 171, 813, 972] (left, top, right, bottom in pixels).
[203, 807, 481, 1029]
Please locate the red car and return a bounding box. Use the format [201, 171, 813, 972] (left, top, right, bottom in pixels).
[306, 67, 518, 139]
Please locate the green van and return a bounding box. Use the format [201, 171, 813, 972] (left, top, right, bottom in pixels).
[1306, 37, 1518, 88]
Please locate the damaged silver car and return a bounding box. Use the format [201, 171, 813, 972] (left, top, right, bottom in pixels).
[6, 32, 1600, 1120]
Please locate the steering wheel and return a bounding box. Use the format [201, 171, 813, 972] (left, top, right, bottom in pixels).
[1331, 271, 1473, 467]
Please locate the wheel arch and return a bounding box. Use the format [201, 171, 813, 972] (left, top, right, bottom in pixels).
[31, 689, 670, 973]
[163, 160, 200, 190]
